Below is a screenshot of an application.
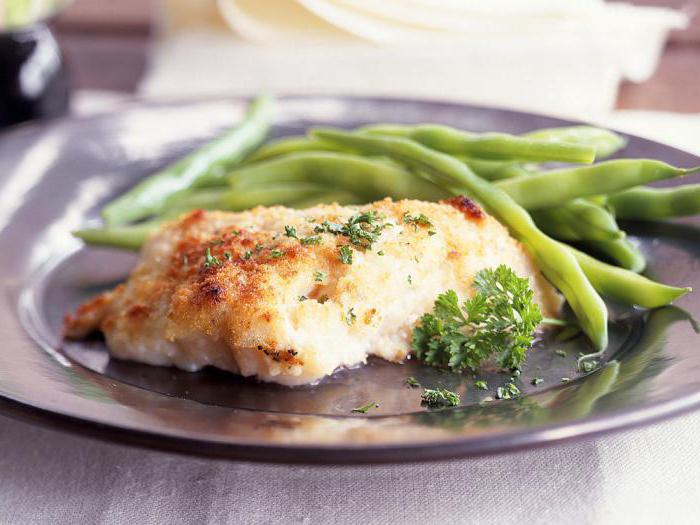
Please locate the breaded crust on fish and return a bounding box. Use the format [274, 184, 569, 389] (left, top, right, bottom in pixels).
[65, 197, 561, 386]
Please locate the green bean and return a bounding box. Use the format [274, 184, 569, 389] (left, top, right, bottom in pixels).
[496, 160, 700, 210]
[169, 185, 361, 216]
[162, 183, 358, 216]
[361, 124, 624, 160]
[73, 222, 159, 251]
[587, 195, 608, 206]
[581, 238, 646, 273]
[245, 136, 341, 163]
[607, 184, 700, 220]
[530, 199, 623, 242]
[102, 93, 275, 226]
[164, 183, 360, 217]
[459, 158, 533, 181]
[226, 151, 450, 202]
[569, 246, 690, 308]
[361, 124, 596, 163]
[523, 126, 627, 160]
[312, 128, 609, 350]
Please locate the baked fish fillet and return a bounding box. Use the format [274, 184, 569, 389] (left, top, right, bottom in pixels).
[65, 197, 561, 386]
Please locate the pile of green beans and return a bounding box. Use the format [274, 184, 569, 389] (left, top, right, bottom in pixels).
[73, 98, 698, 355]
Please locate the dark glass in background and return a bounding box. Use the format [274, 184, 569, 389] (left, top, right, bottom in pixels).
[0, 22, 70, 129]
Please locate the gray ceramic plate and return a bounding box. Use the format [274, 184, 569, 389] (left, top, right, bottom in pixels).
[1, 96, 699, 463]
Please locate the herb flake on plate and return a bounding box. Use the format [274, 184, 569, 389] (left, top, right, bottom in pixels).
[421, 388, 460, 408]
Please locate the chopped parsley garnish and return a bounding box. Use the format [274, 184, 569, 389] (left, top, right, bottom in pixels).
[243, 250, 253, 260]
[298, 295, 308, 302]
[352, 402, 378, 414]
[403, 211, 433, 230]
[313, 270, 326, 282]
[284, 224, 322, 246]
[316, 211, 389, 263]
[314, 220, 344, 236]
[203, 247, 222, 268]
[474, 380, 488, 390]
[270, 249, 285, 258]
[495, 382, 520, 400]
[377, 250, 385, 256]
[405, 376, 421, 388]
[318, 294, 329, 304]
[407, 275, 413, 285]
[339, 245, 353, 264]
[421, 388, 460, 408]
[555, 350, 567, 357]
[300, 235, 322, 246]
[531, 377, 544, 386]
[428, 230, 437, 236]
[411, 265, 543, 372]
[224, 251, 233, 261]
[342, 211, 390, 249]
[345, 307, 356, 325]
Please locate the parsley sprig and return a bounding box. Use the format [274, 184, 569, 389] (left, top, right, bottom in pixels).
[411, 265, 543, 372]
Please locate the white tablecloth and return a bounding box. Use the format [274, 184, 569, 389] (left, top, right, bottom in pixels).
[2, 411, 700, 524]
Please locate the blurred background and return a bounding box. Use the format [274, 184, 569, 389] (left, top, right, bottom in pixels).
[1, 0, 699, 149]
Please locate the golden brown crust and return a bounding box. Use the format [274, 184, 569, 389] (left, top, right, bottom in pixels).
[443, 195, 485, 221]
[63, 289, 116, 338]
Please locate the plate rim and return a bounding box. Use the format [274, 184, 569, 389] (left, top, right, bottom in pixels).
[2, 382, 699, 464]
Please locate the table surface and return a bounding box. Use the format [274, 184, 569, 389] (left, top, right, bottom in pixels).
[3, 408, 700, 524]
